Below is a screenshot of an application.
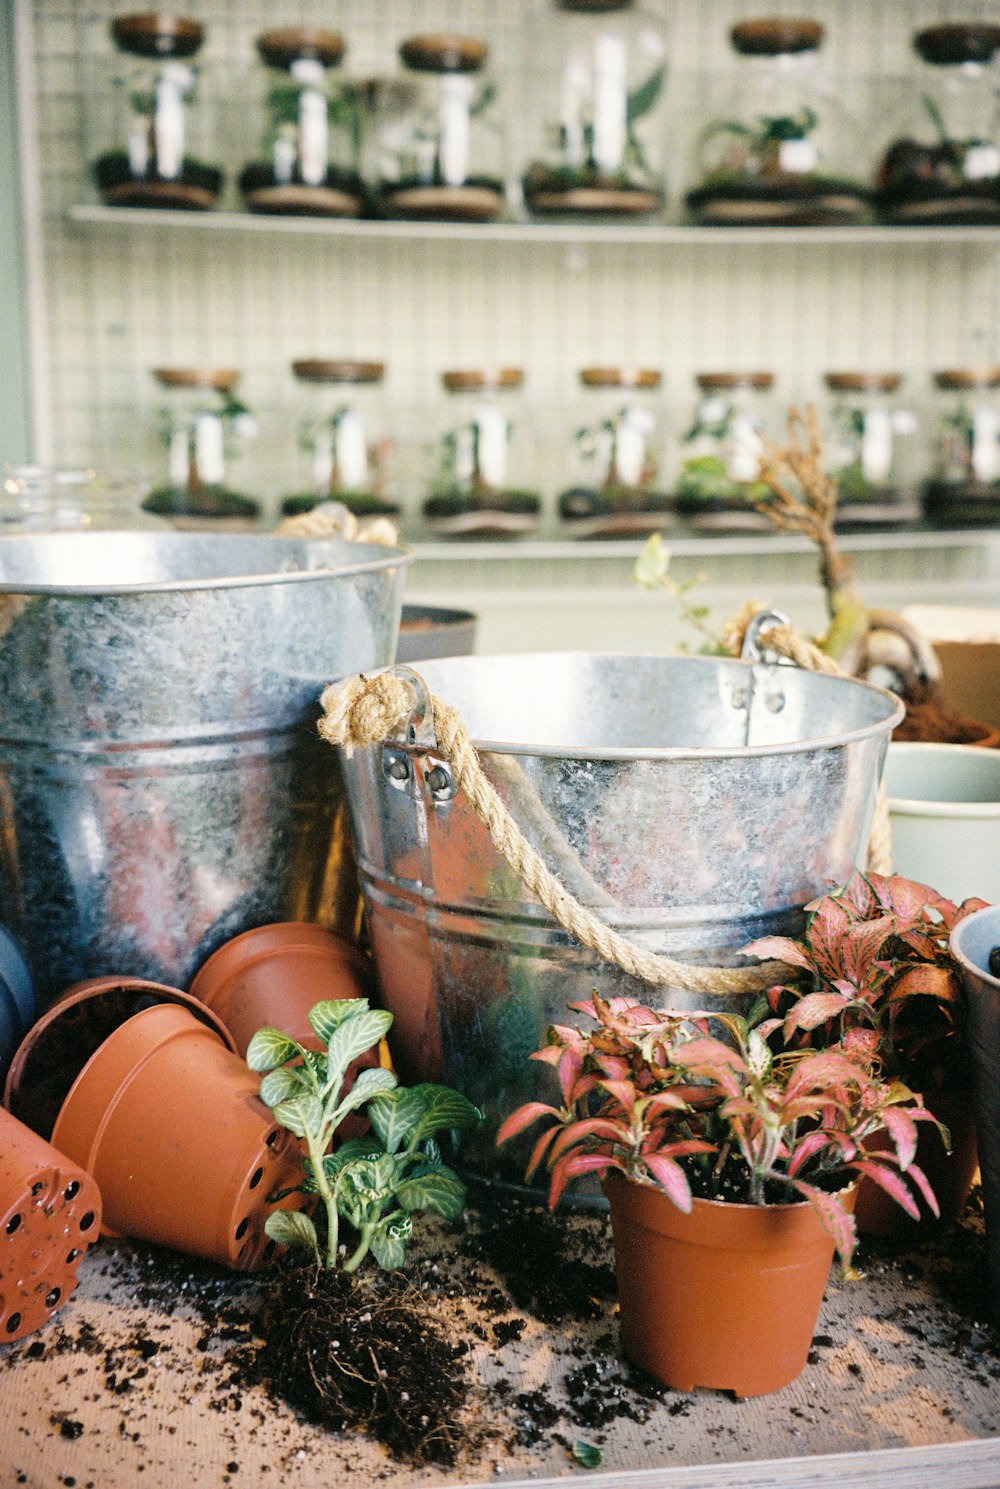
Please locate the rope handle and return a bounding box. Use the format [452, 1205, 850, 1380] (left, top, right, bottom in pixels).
[319, 624, 894, 999]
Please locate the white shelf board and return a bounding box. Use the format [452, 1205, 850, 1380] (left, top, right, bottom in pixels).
[66, 203, 1000, 251]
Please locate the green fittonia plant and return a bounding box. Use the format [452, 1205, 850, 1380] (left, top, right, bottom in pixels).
[248, 999, 482, 1271]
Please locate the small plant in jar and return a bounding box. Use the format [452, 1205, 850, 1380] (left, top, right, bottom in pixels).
[675, 373, 775, 529]
[144, 368, 261, 525]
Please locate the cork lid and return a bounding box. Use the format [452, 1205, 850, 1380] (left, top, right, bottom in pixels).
[915, 25, 1000, 66]
[557, 1, 635, 12]
[153, 368, 240, 392]
[933, 367, 1000, 390]
[442, 369, 523, 391]
[292, 359, 384, 385]
[824, 372, 902, 394]
[256, 28, 345, 70]
[696, 371, 774, 391]
[580, 367, 662, 390]
[399, 34, 488, 74]
[730, 19, 824, 56]
[111, 13, 204, 58]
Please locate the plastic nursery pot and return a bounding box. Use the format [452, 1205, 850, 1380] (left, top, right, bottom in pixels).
[852, 1088, 979, 1238]
[603, 1171, 854, 1397]
[189, 922, 390, 1139]
[950, 905, 1000, 1319]
[50, 1002, 306, 1271]
[0, 928, 35, 1084]
[3, 976, 235, 1144]
[0, 1105, 101, 1342]
[884, 743, 1000, 907]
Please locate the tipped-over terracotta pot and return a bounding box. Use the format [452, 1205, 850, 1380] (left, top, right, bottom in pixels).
[604, 1170, 852, 1398]
[0, 1105, 101, 1340]
[189, 922, 390, 1139]
[50, 1002, 306, 1271]
[853, 1088, 979, 1237]
[4, 976, 235, 1142]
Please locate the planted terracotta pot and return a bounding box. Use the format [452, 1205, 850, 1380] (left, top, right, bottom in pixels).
[853, 1088, 979, 1237]
[189, 922, 389, 1139]
[604, 1170, 851, 1397]
[4, 976, 235, 1143]
[0, 1106, 101, 1341]
[50, 1003, 306, 1271]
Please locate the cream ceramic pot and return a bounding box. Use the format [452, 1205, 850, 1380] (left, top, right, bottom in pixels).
[885, 742, 1000, 905]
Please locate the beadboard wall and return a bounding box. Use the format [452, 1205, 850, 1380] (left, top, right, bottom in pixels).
[13, 0, 1000, 649]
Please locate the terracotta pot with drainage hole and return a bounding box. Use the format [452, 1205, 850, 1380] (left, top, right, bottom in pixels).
[50, 1003, 307, 1271]
[0, 1105, 101, 1341]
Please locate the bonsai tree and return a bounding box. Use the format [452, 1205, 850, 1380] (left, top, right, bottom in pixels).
[497, 992, 943, 1273]
[743, 869, 989, 1095]
[248, 998, 481, 1271]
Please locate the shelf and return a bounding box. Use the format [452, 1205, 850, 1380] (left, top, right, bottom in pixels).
[66, 204, 1000, 250]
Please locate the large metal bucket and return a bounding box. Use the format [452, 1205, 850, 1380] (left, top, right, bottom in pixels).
[338, 651, 902, 1186]
[0, 532, 410, 1003]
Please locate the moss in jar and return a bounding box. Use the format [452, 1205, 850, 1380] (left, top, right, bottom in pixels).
[923, 397, 1000, 527]
[239, 83, 368, 216]
[281, 492, 399, 520]
[875, 96, 1000, 226]
[92, 150, 223, 210]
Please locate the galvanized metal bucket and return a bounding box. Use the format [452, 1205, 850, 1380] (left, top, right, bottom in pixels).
[338, 650, 902, 1186]
[0, 532, 410, 1004]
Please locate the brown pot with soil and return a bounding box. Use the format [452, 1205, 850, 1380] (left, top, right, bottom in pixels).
[0, 1106, 102, 1342]
[3, 975, 235, 1144]
[50, 1002, 307, 1271]
[853, 1088, 979, 1238]
[603, 1170, 851, 1397]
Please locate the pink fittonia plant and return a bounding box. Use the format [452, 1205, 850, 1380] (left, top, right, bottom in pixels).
[496, 995, 943, 1272]
[743, 871, 989, 1091]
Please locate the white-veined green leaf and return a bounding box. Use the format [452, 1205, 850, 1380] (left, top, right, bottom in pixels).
[326, 1009, 394, 1083]
[334, 1066, 398, 1121]
[329, 1135, 383, 1170]
[264, 1208, 320, 1262]
[308, 998, 371, 1046]
[367, 1088, 427, 1154]
[395, 1165, 466, 1219]
[246, 1027, 302, 1073]
[272, 1092, 324, 1139]
[259, 1066, 308, 1108]
[369, 1211, 411, 1270]
[409, 1085, 483, 1141]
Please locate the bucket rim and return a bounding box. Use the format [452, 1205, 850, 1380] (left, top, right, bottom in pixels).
[0, 532, 412, 595]
[390, 651, 905, 761]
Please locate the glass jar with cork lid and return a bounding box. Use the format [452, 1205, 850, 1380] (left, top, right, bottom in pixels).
[239, 28, 365, 217]
[521, 0, 668, 219]
[372, 34, 506, 221]
[283, 359, 396, 520]
[559, 367, 673, 538]
[90, 12, 223, 210]
[675, 372, 777, 531]
[685, 19, 869, 226]
[822, 373, 920, 531]
[923, 367, 1000, 527]
[875, 25, 1000, 225]
[423, 369, 540, 538]
[143, 369, 261, 528]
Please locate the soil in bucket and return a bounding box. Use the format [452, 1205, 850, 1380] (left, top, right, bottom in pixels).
[0, 1105, 102, 1341]
[50, 1002, 307, 1271]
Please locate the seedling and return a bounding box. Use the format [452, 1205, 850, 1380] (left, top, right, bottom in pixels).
[248, 999, 481, 1271]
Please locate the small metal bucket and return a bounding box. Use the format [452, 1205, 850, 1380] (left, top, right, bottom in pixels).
[0, 532, 410, 1004]
[338, 650, 902, 1186]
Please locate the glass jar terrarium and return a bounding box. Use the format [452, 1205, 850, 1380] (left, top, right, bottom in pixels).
[282, 359, 396, 519]
[875, 25, 1000, 225]
[239, 28, 365, 218]
[372, 35, 506, 221]
[143, 369, 261, 527]
[685, 19, 869, 226]
[675, 372, 776, 531]
[423, 370, 540, 538]
[559, 368, 673, 537]
[91, 13, 223, 210]
[923, 368, 1000, 527]
[0, 467, 163, 532]
[522, 0, 667, 219]
[823, 373, 920, 530]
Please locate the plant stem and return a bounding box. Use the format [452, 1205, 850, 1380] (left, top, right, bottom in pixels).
[305, 1129, 339, 1270]
[342, 1229, 373, 1273]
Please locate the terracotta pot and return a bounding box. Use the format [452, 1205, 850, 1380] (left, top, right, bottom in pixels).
[4, 976, 235, 1143]
[604, 1170, 851, 1397]
[189, 922, 390, 1139]
[0, 1105, 101, 1341]
[50, 1002, 306, 1271]
[853, 1088, 979, 1237]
